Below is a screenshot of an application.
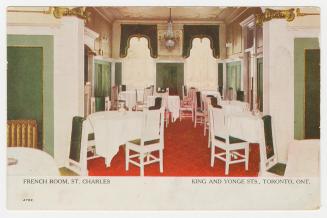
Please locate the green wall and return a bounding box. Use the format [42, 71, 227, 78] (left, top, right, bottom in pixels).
[294, 38, 319, 139]
[7, 35, 54, 156]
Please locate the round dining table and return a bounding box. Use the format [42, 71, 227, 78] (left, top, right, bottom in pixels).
[7, 147, 60, 176]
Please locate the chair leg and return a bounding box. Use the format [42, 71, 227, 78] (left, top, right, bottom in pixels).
[208, 129, 211, 148]
[125, 147, 129, 171]
[140, 153, 144, 176]
[245, 144, 249, 171]
[210, 145, 215, 167]
[225, 151, 230, 175]
[159, 149, 163, 173]
[192, 110, 194, 122]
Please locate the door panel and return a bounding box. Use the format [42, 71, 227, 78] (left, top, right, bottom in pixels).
[257, 58, 263, 112]
[156, 63, 184, 98]
[305, 49, 320, 139]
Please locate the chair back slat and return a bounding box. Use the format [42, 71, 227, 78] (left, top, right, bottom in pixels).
[210, 107, 228, 140]
[195, 91, 202, 109]
[69, 116, 85, 162]
[262, 115, 275, 159]
[141, 108, 164, 143]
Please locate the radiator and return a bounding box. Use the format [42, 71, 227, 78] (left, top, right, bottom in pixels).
[7, 120, 38, 148]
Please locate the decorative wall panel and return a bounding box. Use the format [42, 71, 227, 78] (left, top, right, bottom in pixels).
[183, 25, 220, 58]
[120, 24, 158, 58]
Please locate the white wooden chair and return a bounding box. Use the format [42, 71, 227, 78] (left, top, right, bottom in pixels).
[161, 91, 170, 127]
[209, 107, 249, 175]
[179, 98, 194, 122]
[143, 87, 153, 107]
[203, 96, 212, 136]
[194, 91, 205, 127]
[66, 117, 98, 176]
[182, 85, 188, 101]
[125, 108, 165, 176]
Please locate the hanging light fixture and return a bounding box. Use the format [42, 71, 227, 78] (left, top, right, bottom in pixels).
[164, 8, 176, 49]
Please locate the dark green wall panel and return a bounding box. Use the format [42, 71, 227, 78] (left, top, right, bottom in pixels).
[294, 38, 319, 139]
[7, 47, 43, 146]
[115, 62, 122, 86]
[7, 35, 54, 156]
[156, 63, 184, 98]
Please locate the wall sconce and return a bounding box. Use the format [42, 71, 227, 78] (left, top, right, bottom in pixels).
[226, 42, 232, 48]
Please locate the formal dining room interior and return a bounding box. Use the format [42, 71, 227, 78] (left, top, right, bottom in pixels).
[6, 6, 320, 177]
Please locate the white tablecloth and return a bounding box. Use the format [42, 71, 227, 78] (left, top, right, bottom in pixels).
[201, 90, 221, 98]
[226, 112, 266, 173]
[7, 147, 60, 176]
[148, 95, 180, 121]
[221, 100, 249, 114]
[88, 111, 143, 166]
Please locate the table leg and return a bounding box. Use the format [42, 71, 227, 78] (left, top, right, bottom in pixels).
[105, 158, 111, 168]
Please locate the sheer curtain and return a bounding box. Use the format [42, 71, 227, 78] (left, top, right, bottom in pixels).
[122, 37, 155, 89]
[226, 61, 241, 92]
[185, 38, 218, 90]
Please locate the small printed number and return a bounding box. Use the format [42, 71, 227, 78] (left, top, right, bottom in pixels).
[23, 198, 33, 202]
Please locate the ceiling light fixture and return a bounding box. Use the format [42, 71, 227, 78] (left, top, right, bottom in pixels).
[164, 8, 176, 49]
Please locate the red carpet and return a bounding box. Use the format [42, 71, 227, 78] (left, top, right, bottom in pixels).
[88, 119, 260, 177]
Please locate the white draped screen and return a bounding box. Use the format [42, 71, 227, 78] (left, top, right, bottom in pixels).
[185, 38, 218, 90]
[122, 37, 155, 89]
[122, 37, 217, 91]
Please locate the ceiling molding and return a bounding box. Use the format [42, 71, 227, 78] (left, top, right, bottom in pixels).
[224, 7, 249, 24]
[92, 7, 114, 23]
[114, 19, 224, 25]
[93, 7, 232, 23]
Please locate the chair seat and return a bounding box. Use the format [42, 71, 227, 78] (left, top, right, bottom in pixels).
[214, 135, 246, 144]
[128, 138, 160, 146]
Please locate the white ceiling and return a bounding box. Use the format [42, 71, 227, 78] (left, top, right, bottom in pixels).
[94, 7, 248, 23]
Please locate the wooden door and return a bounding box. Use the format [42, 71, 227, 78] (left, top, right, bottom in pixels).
[305, 49, 320, 139]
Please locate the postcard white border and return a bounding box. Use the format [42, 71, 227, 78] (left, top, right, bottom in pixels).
[1, 0, 327, 217]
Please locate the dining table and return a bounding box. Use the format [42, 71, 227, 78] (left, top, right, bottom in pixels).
[147, 95, 180, 122]
[220, 100, 249, 115]
[7, 147, 60, 176]
[225, 111, 266, 174]
[87, 111, 143, 167]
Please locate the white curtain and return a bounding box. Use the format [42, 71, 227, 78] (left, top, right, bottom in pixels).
[185, 38, 218, 90]
[122, 37, 155, 89]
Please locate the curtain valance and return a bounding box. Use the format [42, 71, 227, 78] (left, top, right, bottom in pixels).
[182, 25, 220, 58]
[120, 24, 158, 58]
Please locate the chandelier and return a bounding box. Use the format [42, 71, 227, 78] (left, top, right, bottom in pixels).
[164, 8, 176, 49]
